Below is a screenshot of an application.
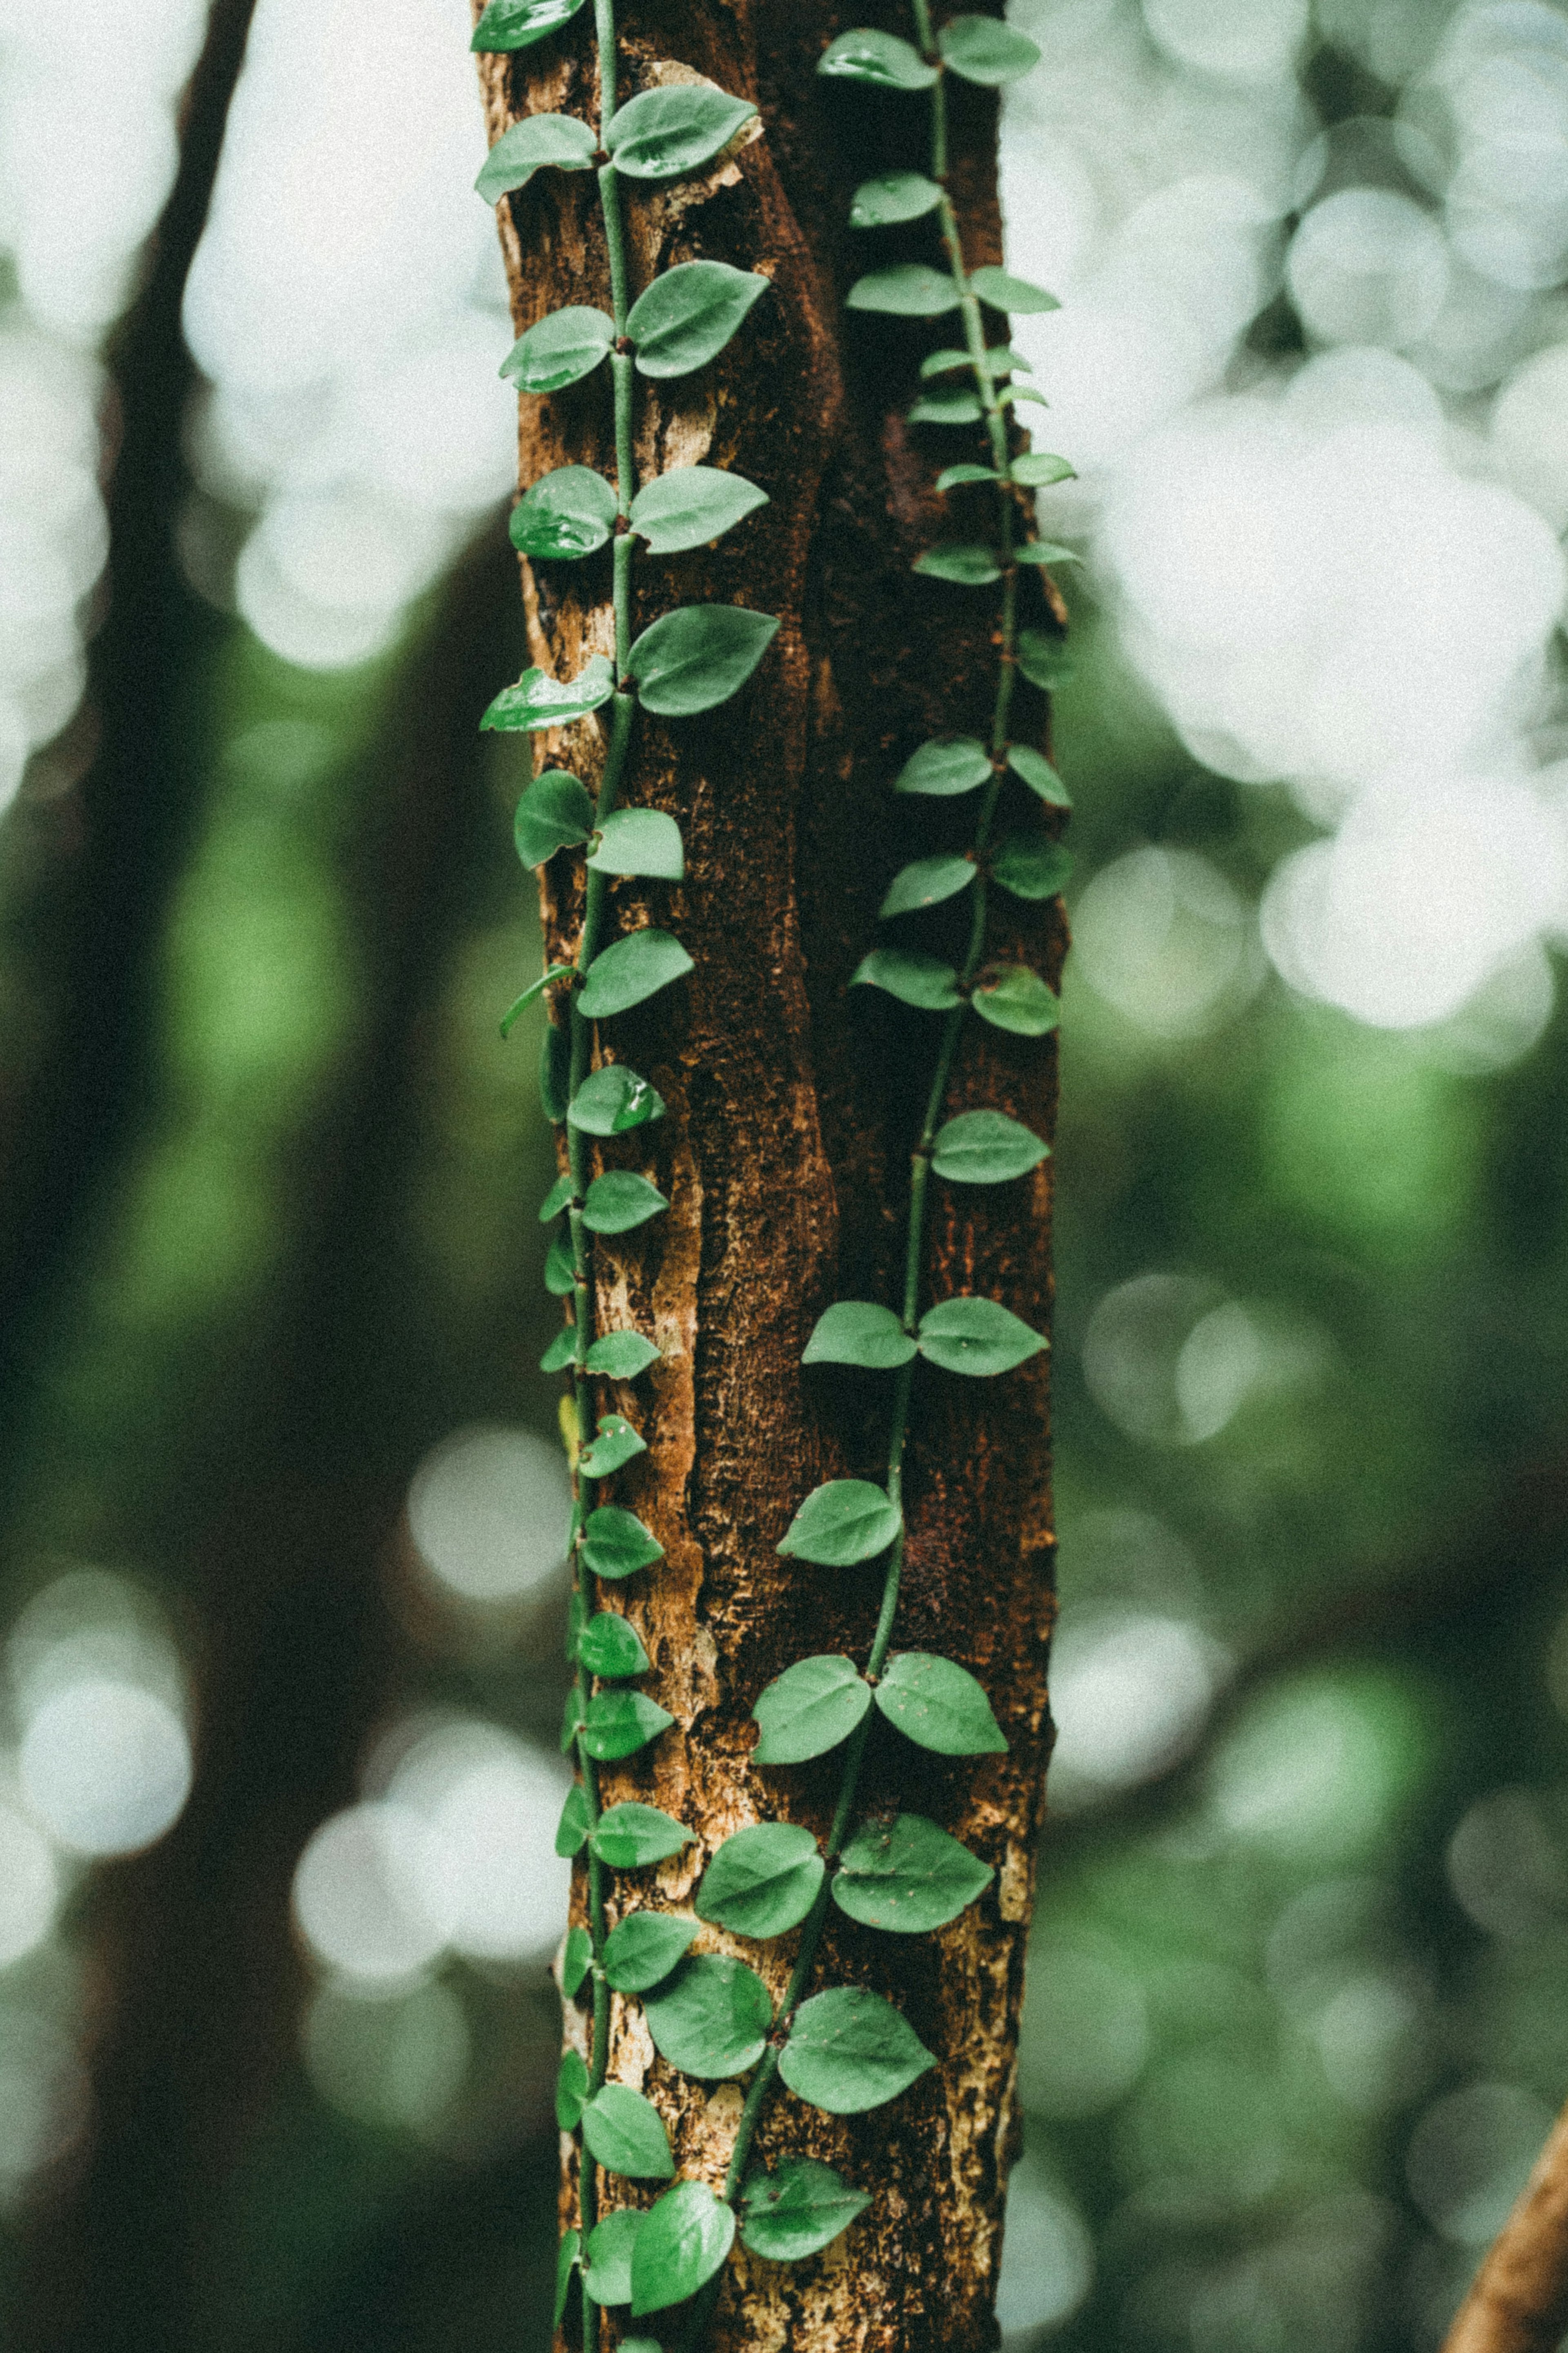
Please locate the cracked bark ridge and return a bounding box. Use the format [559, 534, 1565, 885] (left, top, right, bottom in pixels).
[476, 6, 1060, 2346]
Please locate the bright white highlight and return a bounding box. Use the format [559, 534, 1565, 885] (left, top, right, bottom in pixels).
[385, 1717, 572, 1965]
[0, 1801, 59, 1967]
[1047, 1614, 1226, 1806]
[293, 1802, 459, 1987]
[408, 1425, 573, 1606]
[18, 1681, 193, 1858]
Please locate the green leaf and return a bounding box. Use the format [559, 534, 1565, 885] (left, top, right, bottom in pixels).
[569, 1064, 666, 1134]
[1011, 451, 1077, 487]
[918, 1295, 1047, 1376]
[1003, 382, 1050, 407]
[817, 26, 937, 86]
[477, 112, 595, 202]
[577, 1412, 647, 1477]
[577, 1610, 651, 1677]
[561, 1688, 584, 1753]
[601, 1910, 699, 1992]
[554, 2230, 581, 2330]
[921, 343, 1030, 381]
[895, 738, 993, 796]
[501, 304, 614, 393]
[546, 1233, 577, 1296]
[472, 0, 588, 49]
[591, 1802, 692, 1869]
[588, 807, 686, 879]
[629, 604, 780, 717]
[583, 1688, 675, 1760]
[936, 462, 1001, 491]
[833, 1812, 993, 1932]
[582, 1505, 664, 1579]
[629, 464, 768, 554]
[970, 264, 1059, 313]
[938, 13, 1041, 82]
[539, 1169, 575, 1222]
[578, 929, 694, 1020]
[585, 1330, 662, 1379]
[561, 1924, 593, 1998]
[582, 2083, 676, 2180]
[875, 1650, 1007, 1753]
[556, 1782, 591, 1857]
[881, 854, 976, 919]
[697, 1823, 824, 1938]
[741, 2158, 870, 2261]
[802, 1301, 915, 1371]
[501, 963, 575, 1038]
[849, 264, 962, 319]
[851, 948, 961, 1009]
[1007, 743, 1071, 805]
[541, 1325, 577, 1373]
[541, 1021, 571, 1122]
[931, 1109, 1049, 1185]
[907, 390, 983, 426]
[644, 1954, 773, 2078]
[849, 170, 943, 227]
[510, 465, 618, 561]
[556, 2046, 590, 2130]
[628, 259, 770, 377]
[753, 1655, 873, 1764]
[607, 84, 757, 178]
[914, 544, 1000, 585]
[1016, 540, 1079, 567]
[481, 656, 615, 732]
[630, 2181, 736, 2317]
[583, 2206, 643, 2305]
[971, 962, 1061, 1035]
[583, 1170, 670, 1234]
[991, 835, 1072, 901]
[778, 1987, 935, 2114]
[778, 1479, 901, 1566]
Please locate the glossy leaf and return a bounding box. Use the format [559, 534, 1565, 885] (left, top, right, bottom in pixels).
[501, 304, 614, 393]
[644, 1954, 773, 2077]
[628, 260, 770, 377]
[472, 0, 588, 50]
[931, 1109, 1049, 1185]
[578, 929, 694, 1021]
[936, 462, 1001, 491]
[476, 111, 595, 201]
[907, 391, 983, 426]
[918, 1295, 1047, 1376]
[629, 466, 768, 553]
[582, 2083, 676, 2180]
[921, 342, 1030, 380]
[1016, 540, 1080, 566]
[880, 852, 975, 917]
[583, 2208, 642, 2306]
[629, 604, 780, 716]
[591, 1802, 692, 1869]
[556, 2046, 590, 2130]
[630, 2181, 736, 2318]
[501, 963, 575, 1038]
[970, 263, 1059, 313]
[554, 2231, 581, 2331]
[833, 1812, 993, 1932]
[895, 737, 993, 796]
[914, 544, 1000, 585]
[802, 1300, 915, 1371]
[577, 1412, 647, 1477]
[817, 27, 937, 87]
[601, 1910, 699, 1993]
[568, 1063, 666, 1134]
[545, 1234, 576, 1296]
[540, 1021, 572, 1122]
[874, 1650, 1007, 1754]
[991, 835, 1073, 901]
[561, 1924, 593, 1998]
[538, 1169, 575, 1222]
[1007, 743, 1071, 805]
[583, 1688, 675, 1760]
[753, 1655, 872, 1764]
[1017, 631, 1076, 691]
[971, 962, 1061, 1035]
[851, 947, 961, 1009]
[556, 1782, 591, 1857]
[583, 1170, 670, 1234]
[1011, 450, 1077, 487]
[938, 13, 1041, 82]
[540, 1325, 577, 1373]
[588, 807, 686, 878]
[481, 656, 615, 732]
[510, 464, 617, 560]
[585, 1330, 662, 1380]
[778, 1479, 901, 1566]
[697, 1822, 825, 1938]
[779, 1987, 936, 2114]
[581, 1505, 664, 1579]
[741, 2158, 871, 2260]
[850, 170, 943, 226]
[577, 1610, 651, 1677]
[847, 263, 961, 317]
[608, 84, 756, 178]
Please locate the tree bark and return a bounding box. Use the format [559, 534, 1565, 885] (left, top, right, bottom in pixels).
[1442, 2099, 1568, 2353]
[476, 8, 1061, 2346]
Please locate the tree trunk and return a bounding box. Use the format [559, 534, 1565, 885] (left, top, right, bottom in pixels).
[475, 7, 1060, 2345]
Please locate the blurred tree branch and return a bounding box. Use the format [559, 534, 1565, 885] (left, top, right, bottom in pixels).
[1442, 2097, 1568, 2353]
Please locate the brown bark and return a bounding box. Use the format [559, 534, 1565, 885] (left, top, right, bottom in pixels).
[1442, 2102, 1568, 2353]
[476, 8, 1062, 2346]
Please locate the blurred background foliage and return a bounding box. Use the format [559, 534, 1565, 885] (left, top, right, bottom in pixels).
[2, 0, 1568, 2349]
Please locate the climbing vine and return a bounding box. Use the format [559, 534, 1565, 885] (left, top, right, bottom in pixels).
[472, 0, 1068, 2340]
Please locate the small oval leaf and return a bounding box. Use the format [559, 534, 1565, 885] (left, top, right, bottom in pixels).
[556, 2046, 590, 2130]
[477, 112, 597, 201]
[588, 807, 686, 878]
[1007, 743, 1071, 805]
[582, 1170, 670, 1234]
[628, 259, 771, 378]
[848, 263, 962, 317]
[778, 1479, 901, 1566]
[578, 929, 694, 1020]
[741, 2157, 871, 2261]
[914, 543, 1001, 585]
[577, 1412, 647, 1478]
[931, 1109, 1049, 1185]
[802, 1300, 915, 1371]
[630, 2181, 736, 2318]
[778, 1986, 936, 2114]
[971, 963, 1061, 1036]
[629, 604, 780, 716]
[540, 1325, 577, 1373]
[608, 84, 757, 179]
[850, 170, 943, 227]
[907, 390, 984, 426]
[582, 1688, 675, 1760]
[590, 1802, 692, 1869]
[581, 2083, 676, 2180]
[601, 1910, 699, 1993]
[697, 1823, 825, 1938]
[501, 305, 614, 393]
[874, 1651, 1007, 1755]
[510, 464, 618, 560]
[561, 1923, 593, 1998]
[991, 835, 1072, 901]
[556, 1782, 591, 1857]
[577, 1609, 651, 1677]
[545, 1233, 576, 1296]
[629, 465, 768, 554]
[582, 2206, 642, 2306]
[895, 738, 993, 797]
[581, 1505, 664, 1579]
[554, 2230, 581, 2330]
[568, 1064, 666, 1135]
[472, 0, 588, 50]
[1011, 450, 1077, 488]
[817, 27, 938, 87]
[880, 852, 975, 918]
[917, 1295, 1047, 1376]
[850, 948, 961, 1010]
[832, 1811, 993, 1933]
[970, 263, 1059, 313]
[938, 13, 1041, 82]
[644, 1954, 773, 2078]
[585, 1330, 662, 1380]
[753, 1655, 873, 1764]
[482, 657, 615, 733]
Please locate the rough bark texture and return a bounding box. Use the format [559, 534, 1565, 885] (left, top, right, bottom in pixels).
[1443, 2100, 1568, 2353]
[476, 9, 1062, 2346]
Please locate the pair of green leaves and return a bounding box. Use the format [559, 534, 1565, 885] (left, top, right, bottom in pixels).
[644, 1955, 935, 2117]
[583, 2179, 734, 2317]
[752, 1650, 1006, 1763]
[878, 837, 1071, 918]
[894, 735, 1070, 808]
[542, 1311, 657, 1376]
[853, 949, 1061, 1036]
[477, 87, 756, 201]
[557, 1791, 689, 1864]
[510, 464, 768, 562]
[483, 605, 779, 730]
[501, 262, 768, 392]
[694, 1814, 989, 1938]
[557, 2065, 674, 2179]
[847, 260, 1057, 320]
[817, 16, 1038, 91]
[802, 1294, 1046, 1379]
